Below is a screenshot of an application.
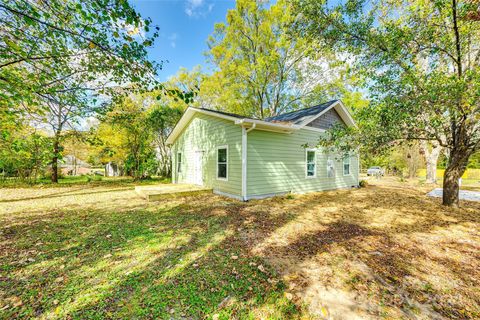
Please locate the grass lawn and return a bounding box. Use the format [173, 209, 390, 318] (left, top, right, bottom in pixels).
[1, 178, 479, 319]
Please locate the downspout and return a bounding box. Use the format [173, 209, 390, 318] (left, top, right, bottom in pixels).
[241, 123, 256, 201]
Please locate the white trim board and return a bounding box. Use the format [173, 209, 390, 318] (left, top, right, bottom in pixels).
[216, 145, 228, 181]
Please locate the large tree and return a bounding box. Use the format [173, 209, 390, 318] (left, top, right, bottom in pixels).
[295, 0, 480, 206]
[1, 0, 161, 182]
[205, 0, 332, 118]
[1, 0, 160, 107]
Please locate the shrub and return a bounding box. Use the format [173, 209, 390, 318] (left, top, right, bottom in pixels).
[86, 174, 103, 182]
[359, 180, 368, 188]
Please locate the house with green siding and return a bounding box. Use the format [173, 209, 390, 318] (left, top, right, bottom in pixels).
[166, 100, 359, 201]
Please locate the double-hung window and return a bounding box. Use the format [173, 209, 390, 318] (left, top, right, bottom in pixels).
[177, 152, 182, 173]
[306, 149, 316, 178]
[217, 146, 228, 180]
[343, 156, 351, 176]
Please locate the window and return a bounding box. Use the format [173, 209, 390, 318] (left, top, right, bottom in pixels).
[217, 146, 228, 180]
[177, 152, 182, 173]
[306, 149, 316, 178]
[327, 158, 335, 178]
[343, 156, 351, 176]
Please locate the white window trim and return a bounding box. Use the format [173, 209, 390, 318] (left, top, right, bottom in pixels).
[216, 145, 228, 181]
[327, 157, 335, 178]
[177, 152, 182, 173]
[305, 148, 317, 179]
[343, 156, 351, 176]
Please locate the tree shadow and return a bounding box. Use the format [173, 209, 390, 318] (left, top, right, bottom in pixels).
[252, 186, 480, 319]
[2, 184, 479, 319]
[0, 194, 303, 319]
[0, 186, 135, 203]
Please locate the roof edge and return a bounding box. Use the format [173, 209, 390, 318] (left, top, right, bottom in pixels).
[166, 107, 299, 145]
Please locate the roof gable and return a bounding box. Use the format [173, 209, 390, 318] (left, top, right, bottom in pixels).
[266, 100, 355, 128]
[306, 107, 346, 129]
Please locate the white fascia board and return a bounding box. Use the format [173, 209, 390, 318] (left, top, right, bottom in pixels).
[166, 107, 240, 145]
[167, 107, 301, 145]
[235, 119, 300, 132]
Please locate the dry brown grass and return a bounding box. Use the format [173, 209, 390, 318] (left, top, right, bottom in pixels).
[1, 178, 479, 319]
[243, 177, 480, 319]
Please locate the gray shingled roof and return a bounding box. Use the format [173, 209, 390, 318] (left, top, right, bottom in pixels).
[265, 100, 338, 125]
[199, 107, 247, 119]
[199, 100, 338, 125]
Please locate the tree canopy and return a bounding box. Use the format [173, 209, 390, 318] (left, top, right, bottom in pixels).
[1, 0, 160, 113]
[295, 0, 480, 206]
[205, 0, 341, 118]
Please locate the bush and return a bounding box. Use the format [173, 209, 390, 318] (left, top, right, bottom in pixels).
[359, 180, 368, 188]
[42, 170, 64, 180]
[86, 174, 103, 182]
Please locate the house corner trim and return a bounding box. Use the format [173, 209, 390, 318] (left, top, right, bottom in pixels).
[241, 126, 247, 201]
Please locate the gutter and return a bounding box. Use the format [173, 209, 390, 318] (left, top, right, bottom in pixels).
[234, 118, 299, 132]
[241, 123, 255, 201]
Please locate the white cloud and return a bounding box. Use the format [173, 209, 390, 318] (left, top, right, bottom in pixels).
[168, 33, 178, 48]
[185, 0, 214, 18]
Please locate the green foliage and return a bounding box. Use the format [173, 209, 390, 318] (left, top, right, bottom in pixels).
[295, 0, 480, 204]
[147, 103, 183, 176]
[0, 125, 52, 182]
[467, 152, 480, 169]
[85, 174, 103, 182]
[204, 0, 333, 118]
[92, 93, 182, 179]
[1, 0, 160, 108]
[359, 180, 368, 188]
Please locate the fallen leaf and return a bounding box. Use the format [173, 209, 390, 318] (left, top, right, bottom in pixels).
[321, 306, 328, 317]
[8, 296, 22, 308]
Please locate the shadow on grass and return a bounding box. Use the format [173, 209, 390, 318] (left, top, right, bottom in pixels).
[2, 184, 479, 319]
[0, 186, 136, 203]
[255, 185, 480, 319]
[0, 194, 301, 319]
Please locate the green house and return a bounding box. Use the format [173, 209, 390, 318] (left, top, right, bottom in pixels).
[166, 100, 359, 201]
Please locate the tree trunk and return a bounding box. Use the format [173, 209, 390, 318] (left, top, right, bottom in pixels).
[51, 137, 59, 183]
[420, 141, 442, 184]
[442, 150, 469, 207]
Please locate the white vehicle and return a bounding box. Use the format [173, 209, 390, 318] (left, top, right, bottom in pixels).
[367, 166, 385, 176]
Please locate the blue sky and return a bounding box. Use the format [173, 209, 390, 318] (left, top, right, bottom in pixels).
[130, 0, 236, 81]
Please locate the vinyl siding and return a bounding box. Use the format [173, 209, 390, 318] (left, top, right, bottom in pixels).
[307, 108, 345, 129]
[172, 113, 242, 196]
[246, 128, 359, 197]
